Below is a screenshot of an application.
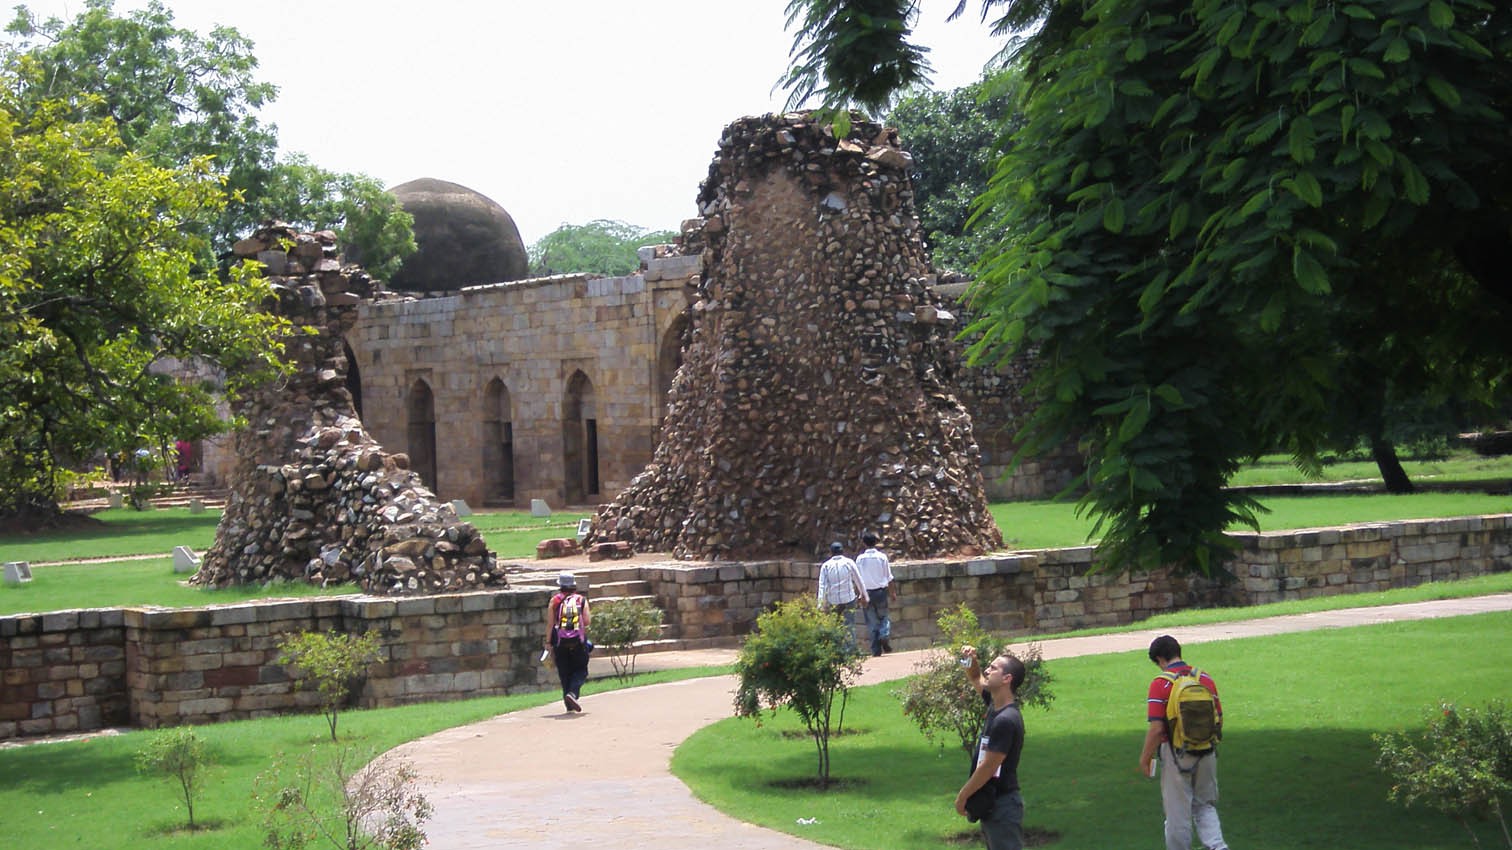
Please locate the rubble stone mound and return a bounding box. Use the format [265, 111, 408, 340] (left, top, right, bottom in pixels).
[193, 223, 506, 594]
[586, 113, 1004, 561]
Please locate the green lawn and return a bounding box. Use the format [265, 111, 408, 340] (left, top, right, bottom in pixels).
[673, 612, 1512, 850]
[1228, 450, 1512, 488]
[0, 665, 731, 850]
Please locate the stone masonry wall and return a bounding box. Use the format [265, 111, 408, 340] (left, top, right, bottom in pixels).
[6, 515, 1505, 740]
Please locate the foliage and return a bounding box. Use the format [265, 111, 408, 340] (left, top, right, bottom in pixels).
[1376, 701, 1512, 848]
[255, 744, 432, 850]
[782, 0, 1512, 578]
[135, 726, 212, 828]
[781, 0, 932, 114]
[894, 603, 1052, 753]
[527, 219, 677, 278]
[0, 76, 289, 522]
[734, 597, 866, 787]
[591, 598, 664, 681]
[2, 1, 414, 271]
[278, 631, 384, 741]
[886, 72, 1020, 273]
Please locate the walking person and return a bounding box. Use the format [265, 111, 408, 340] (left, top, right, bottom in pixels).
[545, 572, 591, 713]
[1138, 635, 1229, 850]
[816, 541, 866, 652]
[855, 533, 896, 655]
[955, 646, 1027, 850]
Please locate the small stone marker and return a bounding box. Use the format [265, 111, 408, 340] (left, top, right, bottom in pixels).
[575, 517, 592, 541]
[188, 498, 205, 514]
[172, 546, 201, 574]
[3, 561, 32, 584]
[451, 499, 473, 516]
[108, 491, 123, 509]
[530, 498, 551, 518]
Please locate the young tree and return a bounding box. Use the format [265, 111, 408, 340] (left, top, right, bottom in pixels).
[527, 220, 678, 278]
[590, 599, 664, 681]
[3, 1, 414, 272]
[136, 727, 213, 829]
[0, 80, 288, 523]
[1375, 701, 1512, 848]
[734, 598, 865, 788]
[278, 631, 384, 741]
[784, 0, 1512, 576]
[895, 603, 1053, 753]
[256, 744, 432, 850]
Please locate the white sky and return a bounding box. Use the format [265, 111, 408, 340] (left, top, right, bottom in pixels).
[18, 1, 1007, 245]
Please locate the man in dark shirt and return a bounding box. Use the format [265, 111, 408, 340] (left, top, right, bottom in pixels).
[955, 647, 1027, 850]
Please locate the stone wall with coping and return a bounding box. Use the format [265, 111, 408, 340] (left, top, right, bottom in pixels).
[4, 514, 1507, 740]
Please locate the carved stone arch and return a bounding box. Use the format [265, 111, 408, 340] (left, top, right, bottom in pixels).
[657, 313, 690, 426]
[483, 377, 515, 504]
[407, 379, 438, 492]
[562, 370, 599, 504]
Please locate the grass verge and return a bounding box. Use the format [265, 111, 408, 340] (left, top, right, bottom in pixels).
[673, 613, 1512, 850]
[0, 664, 731, 850]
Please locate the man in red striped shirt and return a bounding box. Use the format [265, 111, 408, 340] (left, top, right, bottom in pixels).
[1138, 635, 1230, 850]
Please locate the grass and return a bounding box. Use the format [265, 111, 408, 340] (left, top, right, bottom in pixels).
[0, 663, 731, 850]
[0, 559, 352, 616]
[1228, 450, 1512, 488]
[673, 612, 1512, 850]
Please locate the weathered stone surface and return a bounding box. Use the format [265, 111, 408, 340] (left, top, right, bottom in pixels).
[193, 223, 505, 596]
[585, 113, 1003, 561]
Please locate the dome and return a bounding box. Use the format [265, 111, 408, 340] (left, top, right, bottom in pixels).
[387, 178, 529, 291]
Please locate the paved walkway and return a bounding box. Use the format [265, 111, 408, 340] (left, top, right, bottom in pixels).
[391, 594, 1512, 849]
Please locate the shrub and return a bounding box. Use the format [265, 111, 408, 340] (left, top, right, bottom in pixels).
[734, 597, 865, 788]
[592, 598, 664, 681]
[895, 603, 1055, 753]
[135, 727, 212, 829]
[255, 744, 432, 850]
[278, 630, 384, 741]
[1375, 701, 1512, 848]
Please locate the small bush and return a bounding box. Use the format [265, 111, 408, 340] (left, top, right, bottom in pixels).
[255, 744, 432, 850]
[895, 603, 1054, 753]
[1375, 700, 1512, 848]
[734, 597, 865, 787]
[135, 727, 212, 829]
[592, 598, 664, 680]
[278, 630, 383, 741]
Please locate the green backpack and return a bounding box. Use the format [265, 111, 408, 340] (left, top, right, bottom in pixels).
[1160, 668, 1219, 753]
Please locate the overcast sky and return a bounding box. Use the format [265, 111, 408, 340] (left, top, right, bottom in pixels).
[18, 1, 1007, 245]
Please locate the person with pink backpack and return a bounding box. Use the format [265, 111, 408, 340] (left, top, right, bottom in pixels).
[544, 573, 592, 712]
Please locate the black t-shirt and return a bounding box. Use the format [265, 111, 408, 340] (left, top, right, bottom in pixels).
[974, 691, 1024, 793]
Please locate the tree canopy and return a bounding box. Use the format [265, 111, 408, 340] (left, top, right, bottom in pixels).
[785, 0, 1512, 576]
[3, 0, 415, 275]
[0, 79, 287, 521]
[528, 220, 678, 278]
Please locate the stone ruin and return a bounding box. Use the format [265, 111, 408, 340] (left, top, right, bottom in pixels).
[192, 224, 505, 595]
[586, 112, 1004, 561]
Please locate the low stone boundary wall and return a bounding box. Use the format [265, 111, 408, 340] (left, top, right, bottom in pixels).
[3, 515, 1507, 740]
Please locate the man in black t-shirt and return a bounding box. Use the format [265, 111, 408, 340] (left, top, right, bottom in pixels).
[955, 647, 1027, 850]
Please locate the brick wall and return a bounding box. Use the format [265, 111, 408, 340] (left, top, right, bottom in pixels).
[4, 514, 1507, 740]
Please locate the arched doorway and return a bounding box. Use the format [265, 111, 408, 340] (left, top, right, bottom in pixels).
[562, 371, 599, 504]
[407, 379, 438, 492]
[343, 341, 363, 421]
[656, 314, 689, 427]
[483, 378, 515, 504]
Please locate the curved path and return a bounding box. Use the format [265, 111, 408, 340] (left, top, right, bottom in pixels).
[392, 594, 1512, 849]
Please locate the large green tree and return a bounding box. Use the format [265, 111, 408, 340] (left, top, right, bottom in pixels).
[3, 0, 414, 274]
[0, 80, 287, 522]
[528, 219, 678, 278]
[785, 0, 1512, 576]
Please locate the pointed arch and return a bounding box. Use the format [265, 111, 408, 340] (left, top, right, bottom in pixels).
[343, 340, 363, 421]
[656, 314, 690, 425]
[407, 378, 438, 492]
[483, 377, 515, 504]
[562, 370, 599, 504]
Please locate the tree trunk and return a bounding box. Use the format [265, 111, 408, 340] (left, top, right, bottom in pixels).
[1371, 437, 1415, 494]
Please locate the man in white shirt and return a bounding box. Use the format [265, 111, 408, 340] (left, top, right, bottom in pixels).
[817, 541, 866, 651]
[855, 533, 897, 656]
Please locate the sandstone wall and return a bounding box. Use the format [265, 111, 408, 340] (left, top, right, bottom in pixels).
[7, 515, 1505, 740]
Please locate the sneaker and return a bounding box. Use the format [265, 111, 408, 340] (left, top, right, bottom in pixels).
[564, 693, 581, 712]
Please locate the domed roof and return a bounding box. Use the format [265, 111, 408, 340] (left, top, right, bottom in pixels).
[387, 178, 529, 291]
